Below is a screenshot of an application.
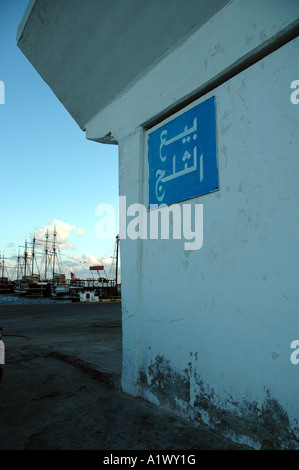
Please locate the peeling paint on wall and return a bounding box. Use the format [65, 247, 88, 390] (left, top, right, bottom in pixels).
[139, 354, 299, 449]
[139, 355, 190, 413]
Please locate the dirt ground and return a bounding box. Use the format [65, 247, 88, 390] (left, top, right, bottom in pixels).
[0, 300, 250, 452]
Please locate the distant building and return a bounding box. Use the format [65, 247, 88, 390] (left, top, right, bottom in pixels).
[18, 0, 299, 449]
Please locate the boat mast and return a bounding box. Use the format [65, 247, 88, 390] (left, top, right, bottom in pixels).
[24, 240, 28, 278]
[1, 255, 11, 280]
[31, 237, 35, 276]
[52, 226, 57, 279]
[16, 249, 20, 280]
[115, 234, 119, 287]
[1, 254, 4, 279]
[44, 229, 49, 280]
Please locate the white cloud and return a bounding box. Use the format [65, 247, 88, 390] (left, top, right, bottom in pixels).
[82, 252, 101, 266]
[18, 219, 119, 281]
[62, 251, 115, 279]
[67, 253, 83, 264]
[6, 242, 15, 249]
[101, 257, 113, 266]
[32, 219, 85, 251]
[75, 228, 85, 236]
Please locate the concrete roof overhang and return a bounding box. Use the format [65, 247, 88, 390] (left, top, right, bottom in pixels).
[17, 0, 230, 133]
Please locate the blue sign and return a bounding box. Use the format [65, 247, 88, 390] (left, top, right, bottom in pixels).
[148, 96, 218, 207]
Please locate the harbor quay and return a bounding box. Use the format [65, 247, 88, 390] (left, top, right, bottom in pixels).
[0, 299, 248, 451]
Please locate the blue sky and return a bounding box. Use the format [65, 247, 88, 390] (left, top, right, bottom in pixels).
[0, 0, 119, 280]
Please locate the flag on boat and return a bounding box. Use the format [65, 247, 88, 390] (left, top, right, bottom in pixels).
[71, 272, 76, 280]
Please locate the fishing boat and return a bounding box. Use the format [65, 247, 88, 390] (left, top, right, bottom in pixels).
[14, 274, 51, 297]
[70, 235, 121, 302]
[0, 255, 15, 294]
[51, 273, 70, 299]
[14, 228, 64, 298]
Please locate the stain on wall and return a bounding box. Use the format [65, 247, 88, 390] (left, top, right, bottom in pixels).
[139, 355, 190, 412]
[139, 354, 299, 449]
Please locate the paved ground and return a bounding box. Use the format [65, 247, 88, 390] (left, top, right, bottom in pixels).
[0, 299, 251, 451]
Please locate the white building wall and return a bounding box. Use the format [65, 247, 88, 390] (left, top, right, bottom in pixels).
[137, 38, 299, 449]
[118, 128, 145, 396]
[86, 0, 299, 141]
[86, 0, 299, 449]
